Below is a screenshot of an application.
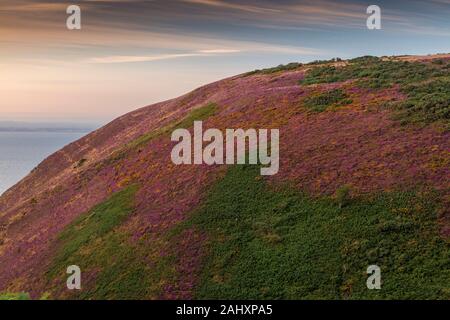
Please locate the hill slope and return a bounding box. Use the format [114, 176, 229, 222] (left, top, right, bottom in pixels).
[0, 55, 449, 299]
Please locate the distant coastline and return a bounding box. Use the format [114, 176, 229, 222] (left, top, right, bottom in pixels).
[0, 128, 91, 195]
[0, 121, 97, 133]
[0, 128, 92, 133]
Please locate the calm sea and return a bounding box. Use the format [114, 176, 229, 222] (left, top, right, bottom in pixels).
[0, 131, 88, 195]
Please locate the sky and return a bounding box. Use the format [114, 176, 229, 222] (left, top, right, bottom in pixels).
[1, 0, 450, 125]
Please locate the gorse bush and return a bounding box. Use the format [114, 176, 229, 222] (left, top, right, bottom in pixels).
[307, 57, 343, 65]
[245, 57, 344, 76]
[303, 88, 352, 112]
[399, 78, 450, 123]
[246, 63, 302, 76]
[302, 58, 445, 88]
[302, 65, 351, 85]
[301, 56, 450, 126]
[348, 55, 380, 64]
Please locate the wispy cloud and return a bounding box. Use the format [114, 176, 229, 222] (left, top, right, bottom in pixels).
[87, 45, 324, 64]
[88, 51, 232, 63]
[2, 0, 449, 63]
[89, 53, 204, 63]
[197, 49, 241, 54]
[179, 0, 408, 28]
[0, 1, 65, 12]
[180, 0, 281, 14]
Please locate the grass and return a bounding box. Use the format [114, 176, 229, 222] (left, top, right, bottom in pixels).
[173, 103, 218, 130]
[103, 103, 218, 167]
[46, 184, 176, 299]
[173, 164, 450, 299]
[303, 88, 352, 113]
[0, 292, 30, 300]
[127, 102, 218, 150]
[300, 56, 450, 126]
[48, 184, 139, 275]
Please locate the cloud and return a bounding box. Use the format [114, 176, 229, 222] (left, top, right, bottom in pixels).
[87, 42, 327, 63]
[8, 0, 448, 66]
[87, 45, 323, 63]
[180, 0, 281, 14]
[393, 24, 450, 37]
[197, 49, 241, 53]
[88, 48, 244, 63]
[0, 1, 65, 12]
[429, 0, 450, 4]
[89, 53, 208, 63]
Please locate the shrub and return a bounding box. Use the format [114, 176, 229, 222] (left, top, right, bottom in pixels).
[308, 57, 343, 65]
[301, 56, 450, 126]
[398, 78, 450, 123]
[303, 89, 352, 112]
[245, 63, 302, 76]
[75, 158, 87, 168]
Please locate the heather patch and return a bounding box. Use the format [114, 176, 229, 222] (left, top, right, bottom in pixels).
[278, 109, 449, 195]
[173, 164, 449, 299]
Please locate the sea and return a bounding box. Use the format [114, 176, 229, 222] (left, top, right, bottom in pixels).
[0, 124, 94, 196]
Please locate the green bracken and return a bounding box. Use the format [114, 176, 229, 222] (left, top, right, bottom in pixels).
[46, 185, 176, 299]
[174, 164, 450, 299]
[100, 102, 218, 167]
[127, 102, 218, 149]
[0, 292, 30, 300]
[49, 185, 139, 274]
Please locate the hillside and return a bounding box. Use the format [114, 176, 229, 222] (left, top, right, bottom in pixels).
[0, 55, 449, 300]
